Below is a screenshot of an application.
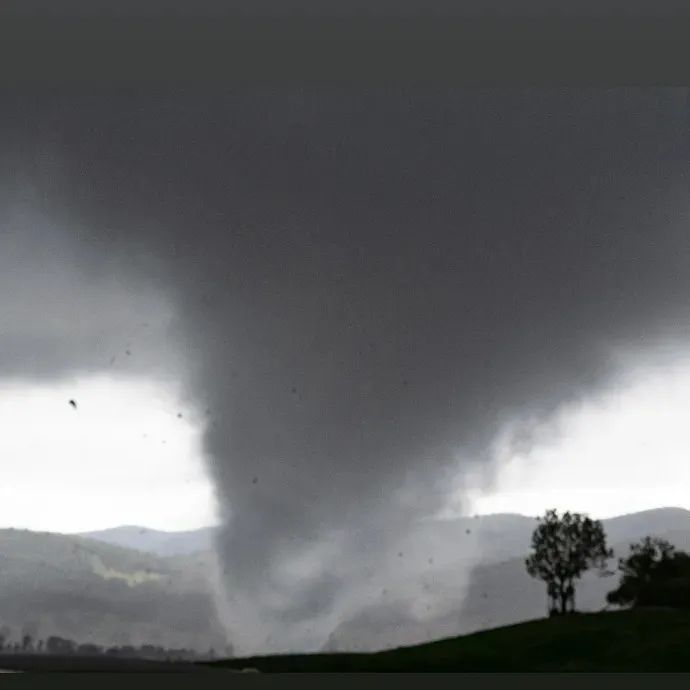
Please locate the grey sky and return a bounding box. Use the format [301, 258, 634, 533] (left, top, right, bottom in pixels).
[3, 88, 690, 652]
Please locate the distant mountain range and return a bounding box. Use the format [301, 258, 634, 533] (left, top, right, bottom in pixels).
[79, 525, 217, 557]
[2, 507, 689, 655]
[80, 507, 690, 561]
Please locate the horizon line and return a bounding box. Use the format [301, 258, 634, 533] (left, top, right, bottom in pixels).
[3, 505, 689, 536]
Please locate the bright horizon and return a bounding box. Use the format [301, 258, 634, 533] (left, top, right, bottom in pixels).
[0, 374, 218, 534]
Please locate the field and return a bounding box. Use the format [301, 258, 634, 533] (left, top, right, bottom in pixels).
[211, 608, 690, 672]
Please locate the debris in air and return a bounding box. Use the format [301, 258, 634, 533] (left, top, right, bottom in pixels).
[68, 400, 77, 410]
[126, 350, 131, 356]
[252, 477, 258, 485]
[466, 529, 471, 535]
[177, 413, 183, 419]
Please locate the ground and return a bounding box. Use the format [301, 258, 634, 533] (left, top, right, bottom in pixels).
[210, 608, 690, 672]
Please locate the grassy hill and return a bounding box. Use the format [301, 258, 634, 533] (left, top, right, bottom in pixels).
[212, 608, 690, 671]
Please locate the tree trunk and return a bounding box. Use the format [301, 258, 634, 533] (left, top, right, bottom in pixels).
[566, 579, 575, 613]
[548, 581, 560, 616]
[559, 584, 568, 614]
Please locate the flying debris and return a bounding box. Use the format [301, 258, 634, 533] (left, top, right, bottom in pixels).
[177, 412, 183, 419]
[68, 400, 77, 410]
[125, 349, 131, 356]
[252, 477, 258, 485]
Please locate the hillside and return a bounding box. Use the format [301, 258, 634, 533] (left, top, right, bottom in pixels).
[0, 529, 227, 653]
[414, 507, 690, 566]
[324, 507, 690, 651]
[214, 609, 690, 671]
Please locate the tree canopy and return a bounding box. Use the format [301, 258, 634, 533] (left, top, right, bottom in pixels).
[525, 509, 613, 616]
[607, 536, 690, 609]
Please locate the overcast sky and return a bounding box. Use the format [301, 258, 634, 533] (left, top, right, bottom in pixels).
[3, 88, 690, 653]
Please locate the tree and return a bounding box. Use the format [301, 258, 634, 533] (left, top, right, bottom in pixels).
[607, 536, 690, 608]
[525, 509, 613, 615]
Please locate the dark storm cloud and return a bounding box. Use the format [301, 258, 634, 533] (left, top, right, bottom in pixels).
[0, 195, 178, 383]
[4, 88, 690, 652]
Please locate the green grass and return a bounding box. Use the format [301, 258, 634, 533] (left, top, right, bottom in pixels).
[210, 608, 690, 671]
